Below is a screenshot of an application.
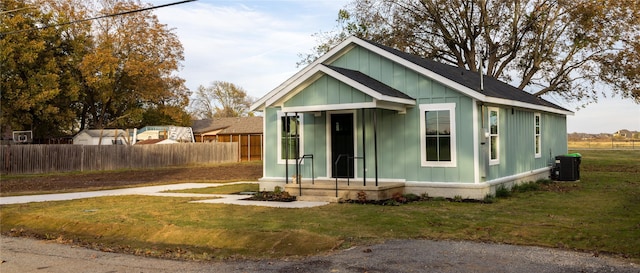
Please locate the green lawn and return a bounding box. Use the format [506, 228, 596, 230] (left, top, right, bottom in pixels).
[1, 150, 638, 261]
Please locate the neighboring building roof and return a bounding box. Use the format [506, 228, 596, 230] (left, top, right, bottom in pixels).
[192, 117, 263, 135]
[137, 126, 169, 134]
[75, 129, 127, 138]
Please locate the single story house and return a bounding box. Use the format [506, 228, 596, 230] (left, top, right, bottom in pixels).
[250, 36, 572, 199]
[192, 117, 263, 161]
[73, 129, 131, 145]
[613, 129, 639, 139]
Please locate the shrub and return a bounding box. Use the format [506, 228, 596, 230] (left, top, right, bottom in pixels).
[512, 182, 540, 193]
[392, 192, 407, 203]
[495, 185, 511, 198]
[357, 191, 367, 203]
[483, 194, 496, 203]
[404, 193, 421, 202]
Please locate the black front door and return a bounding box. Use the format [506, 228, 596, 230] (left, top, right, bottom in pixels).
[331, 113, 354, 178]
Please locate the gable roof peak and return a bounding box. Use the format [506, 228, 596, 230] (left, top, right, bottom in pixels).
[251, 35, 571, 115]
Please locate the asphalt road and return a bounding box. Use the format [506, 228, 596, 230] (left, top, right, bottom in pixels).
[2, 235, 638, 273]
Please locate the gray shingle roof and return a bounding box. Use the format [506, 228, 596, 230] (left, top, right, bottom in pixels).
[367, 40, 570, 112]
[324, 65, 414, 100]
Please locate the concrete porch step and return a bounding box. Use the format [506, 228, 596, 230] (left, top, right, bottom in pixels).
[296, 195, 342, 203]
[284, 181, 405, 202]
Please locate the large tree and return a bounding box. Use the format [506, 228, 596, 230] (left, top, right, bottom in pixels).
[301, 0, 640, 105]
[74, 0, 190, 129]
[1, 0, 82, 138]
[0, 0, 190, 140]
[191, 81, 254, 119]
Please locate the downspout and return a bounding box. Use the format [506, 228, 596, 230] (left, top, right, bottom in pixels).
[481, 104, 489, 179]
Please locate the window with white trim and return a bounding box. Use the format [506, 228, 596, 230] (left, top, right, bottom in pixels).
[420, 103, 456, 167]
[488, 107, 499, 165]
[534, 113, 541, 158]
[277, 112, 303, 164]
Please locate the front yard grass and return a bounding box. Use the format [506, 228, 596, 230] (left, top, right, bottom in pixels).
[1, 150, 638, 262]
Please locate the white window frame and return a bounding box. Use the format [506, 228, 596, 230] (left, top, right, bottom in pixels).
[534, 113, 542, 158]
[420, 103, 457, 167]
[488, 107, 500, 165]
[277, 112, 304, 164]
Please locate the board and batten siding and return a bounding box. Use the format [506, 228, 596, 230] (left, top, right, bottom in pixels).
[284, 76, 373, 107]
[330, 44, 476, 183]
[263, 107, 329, 179]
[351, 97, 475, 183]
[484, 106, 568, 181]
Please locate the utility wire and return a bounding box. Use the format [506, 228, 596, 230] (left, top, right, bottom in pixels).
[0, 6, 35, 15]
[1, 0, 196, 35]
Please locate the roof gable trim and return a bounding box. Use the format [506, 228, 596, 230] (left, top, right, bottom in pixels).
[266, 65, 415, 109]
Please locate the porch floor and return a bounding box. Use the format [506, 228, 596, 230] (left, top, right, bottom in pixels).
[284, 180, 405, 203]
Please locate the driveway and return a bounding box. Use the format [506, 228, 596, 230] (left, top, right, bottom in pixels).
[1, 235, 638, 273]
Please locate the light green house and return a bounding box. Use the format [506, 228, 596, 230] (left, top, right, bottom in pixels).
[250, 36, 572, 199]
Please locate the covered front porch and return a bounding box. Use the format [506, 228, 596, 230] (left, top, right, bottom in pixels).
[278, 106, 414, 202]
[256, 64, 416, 202]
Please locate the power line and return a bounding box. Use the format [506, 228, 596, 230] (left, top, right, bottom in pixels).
[0, 0, 196, 36]
[0, 7, 35, 15]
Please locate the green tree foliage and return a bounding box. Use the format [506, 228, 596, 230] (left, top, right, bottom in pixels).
[191, 81, 254, 118]
[76, 0, 190, 129]
[301, 0, 640, 105]
[0, 0, 80, 138]
[0, 0, 190, 140]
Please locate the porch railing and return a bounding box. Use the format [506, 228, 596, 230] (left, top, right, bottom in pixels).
[296, 154, 314, 196]
[333, 154, 364, 197]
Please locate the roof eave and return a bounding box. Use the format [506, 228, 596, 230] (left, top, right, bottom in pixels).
[482, 97, 574, 115]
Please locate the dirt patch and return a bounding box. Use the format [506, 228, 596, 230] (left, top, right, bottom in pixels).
[539, 181, 581, 193]
[0, 162, 263, 195]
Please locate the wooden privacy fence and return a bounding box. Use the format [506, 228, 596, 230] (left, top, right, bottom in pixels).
[214, 134, 263, 161]
[1, 143, 238, 175]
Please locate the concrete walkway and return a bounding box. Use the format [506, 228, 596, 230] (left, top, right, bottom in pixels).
[0, 182, 329, 208]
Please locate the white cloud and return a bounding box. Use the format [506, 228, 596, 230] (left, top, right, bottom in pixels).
[147, 0, 343, 98]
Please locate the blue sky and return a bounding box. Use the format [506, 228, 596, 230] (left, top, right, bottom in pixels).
[147, 0, 639, 134]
